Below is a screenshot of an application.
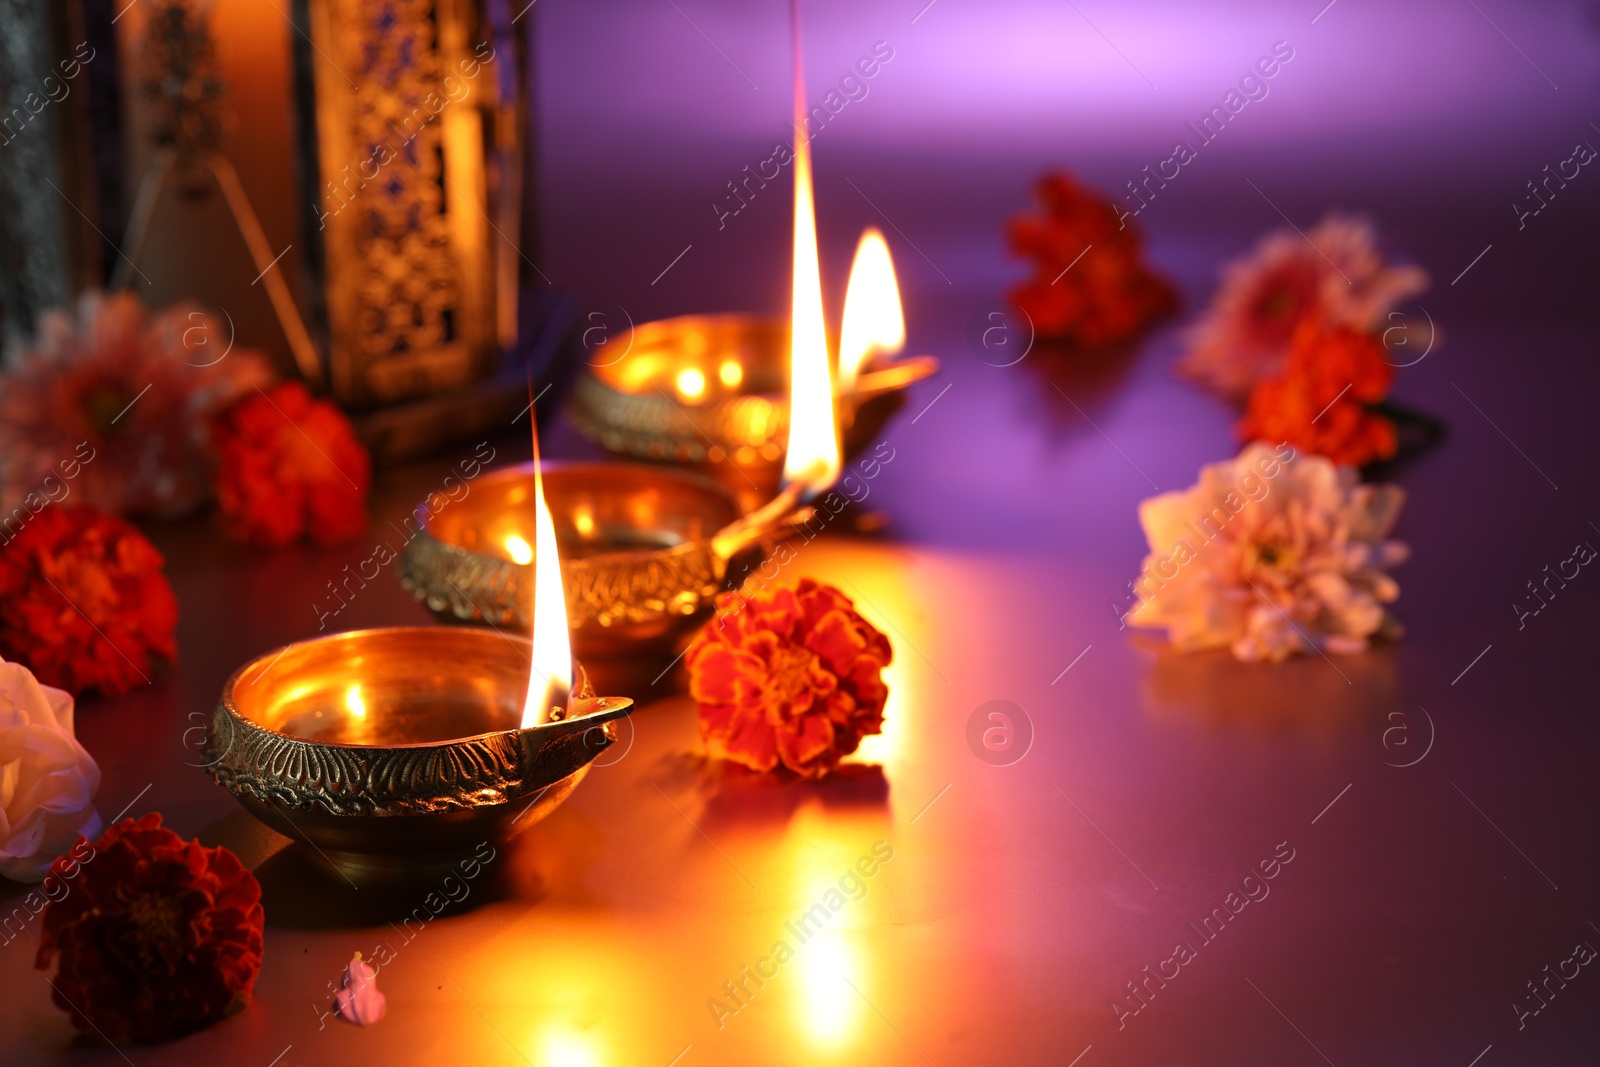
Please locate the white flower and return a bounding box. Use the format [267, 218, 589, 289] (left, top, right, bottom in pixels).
[1127, 443, 1407, 662]
[0, 657, 102, 882]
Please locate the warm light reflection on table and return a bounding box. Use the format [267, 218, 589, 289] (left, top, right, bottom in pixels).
[793, 931, 862, 1050]
[536, 1025, 603, 1067]
[826, 543, 924, 782]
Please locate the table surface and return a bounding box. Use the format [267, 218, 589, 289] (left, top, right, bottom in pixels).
[5, 1, 1600, 1064]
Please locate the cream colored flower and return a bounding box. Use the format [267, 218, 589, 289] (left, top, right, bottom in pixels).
[1127, 443, 1407, 662]
[1177, 213, 1428, 399]
[0, 656, 102, 882]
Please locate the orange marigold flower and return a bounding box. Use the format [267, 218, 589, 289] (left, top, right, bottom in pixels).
[1007, 172, 1177, 349]
[1238, 318, 1398, 467]
[35, 813, 264, 1044]
[211, 381, 370, 547]
[686, 578, 892, 779]
[0, 506, 178, 697]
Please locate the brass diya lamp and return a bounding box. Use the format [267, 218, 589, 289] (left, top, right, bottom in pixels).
[398, 460, 808, 659]
[567, 305, 939, 472]
[206, 448, 634, 879]
[568, 89, 939, 484]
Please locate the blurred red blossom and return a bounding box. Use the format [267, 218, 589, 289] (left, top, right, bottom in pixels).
[0, 506, 177, 697]
[1238, 317, 1398, 468]
[211, 381, 370, 547]
[1008, 172, 1177, 349]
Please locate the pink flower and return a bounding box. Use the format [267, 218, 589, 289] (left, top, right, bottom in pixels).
[334, 952, 386, 1026]
[1127, 443, 1408, 662]
[0, 291, 272, 519]
[1177, 213, 1427, 399]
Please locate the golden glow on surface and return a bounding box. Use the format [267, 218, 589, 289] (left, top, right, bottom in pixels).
[782, 819, 871, 1050]
[572, 506, 596, 538]
[782, 33, 842, 495]
[854, 648, 909, 777]
[718, 358, 744, 388]
[675, 366, 707, 400]
[837, 228, 906, 392]
[536, 1027, 602, 1067]
[343, 684, 366, 719]
[504, 533, 533, 565]
[521, 442, 573, 728]
[795, 932, 862, 1049]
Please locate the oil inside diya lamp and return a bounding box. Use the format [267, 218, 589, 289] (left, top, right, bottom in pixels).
[205, 444, 634, 881]
[568, 21, 939, 482]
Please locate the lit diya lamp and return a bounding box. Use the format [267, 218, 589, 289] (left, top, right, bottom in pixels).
[399, 460, 791, 660]
[567, 22, 938, 479]
[204, 443, 634, 880]
[399, 358, 839, 658]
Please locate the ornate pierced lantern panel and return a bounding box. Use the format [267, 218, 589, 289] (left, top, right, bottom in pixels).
[296, 0, 518, 408]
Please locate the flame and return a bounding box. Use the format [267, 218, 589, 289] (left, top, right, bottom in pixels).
[504, 534, 533, 565]
[782, 19, 841, 496]
[718, 359, 743, 388]
[344, 684, 366, 718]
[520, 443, 573, 728]
[837, 228, 905, 392]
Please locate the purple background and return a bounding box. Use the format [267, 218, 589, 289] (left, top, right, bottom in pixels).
[4, 2, 1599, 1064]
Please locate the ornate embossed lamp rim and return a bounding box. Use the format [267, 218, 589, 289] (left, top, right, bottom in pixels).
[203, 627, 635, 878]
[398, 461, 808, 657]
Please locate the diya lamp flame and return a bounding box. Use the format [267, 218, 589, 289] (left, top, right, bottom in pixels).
[783, 2, 842, 500]
[520, 417, 574, 728]
[837, 227, 906, 393]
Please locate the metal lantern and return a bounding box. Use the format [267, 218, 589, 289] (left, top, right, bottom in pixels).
[291, 0, 556, 456]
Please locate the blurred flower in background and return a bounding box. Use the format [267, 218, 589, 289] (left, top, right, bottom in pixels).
[1128, 443, 1407, 662]
[1237, 317, 1399, 468]
[0, 291, 270, 519]
[0, 506, 179, 697]
[1007, 172, 1177, 349]
[1178, 213, 1427, 398]
[210, 381, 370, 547]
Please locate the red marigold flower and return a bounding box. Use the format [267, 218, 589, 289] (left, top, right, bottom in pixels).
[211, 381, 370, 547]
[1007, 172, 1177, 349]
[35, 813, 264, 1045]
[686, 578, 892, 779]
[0, 506, 178, 697]
[1237, 317, 1398, 467]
